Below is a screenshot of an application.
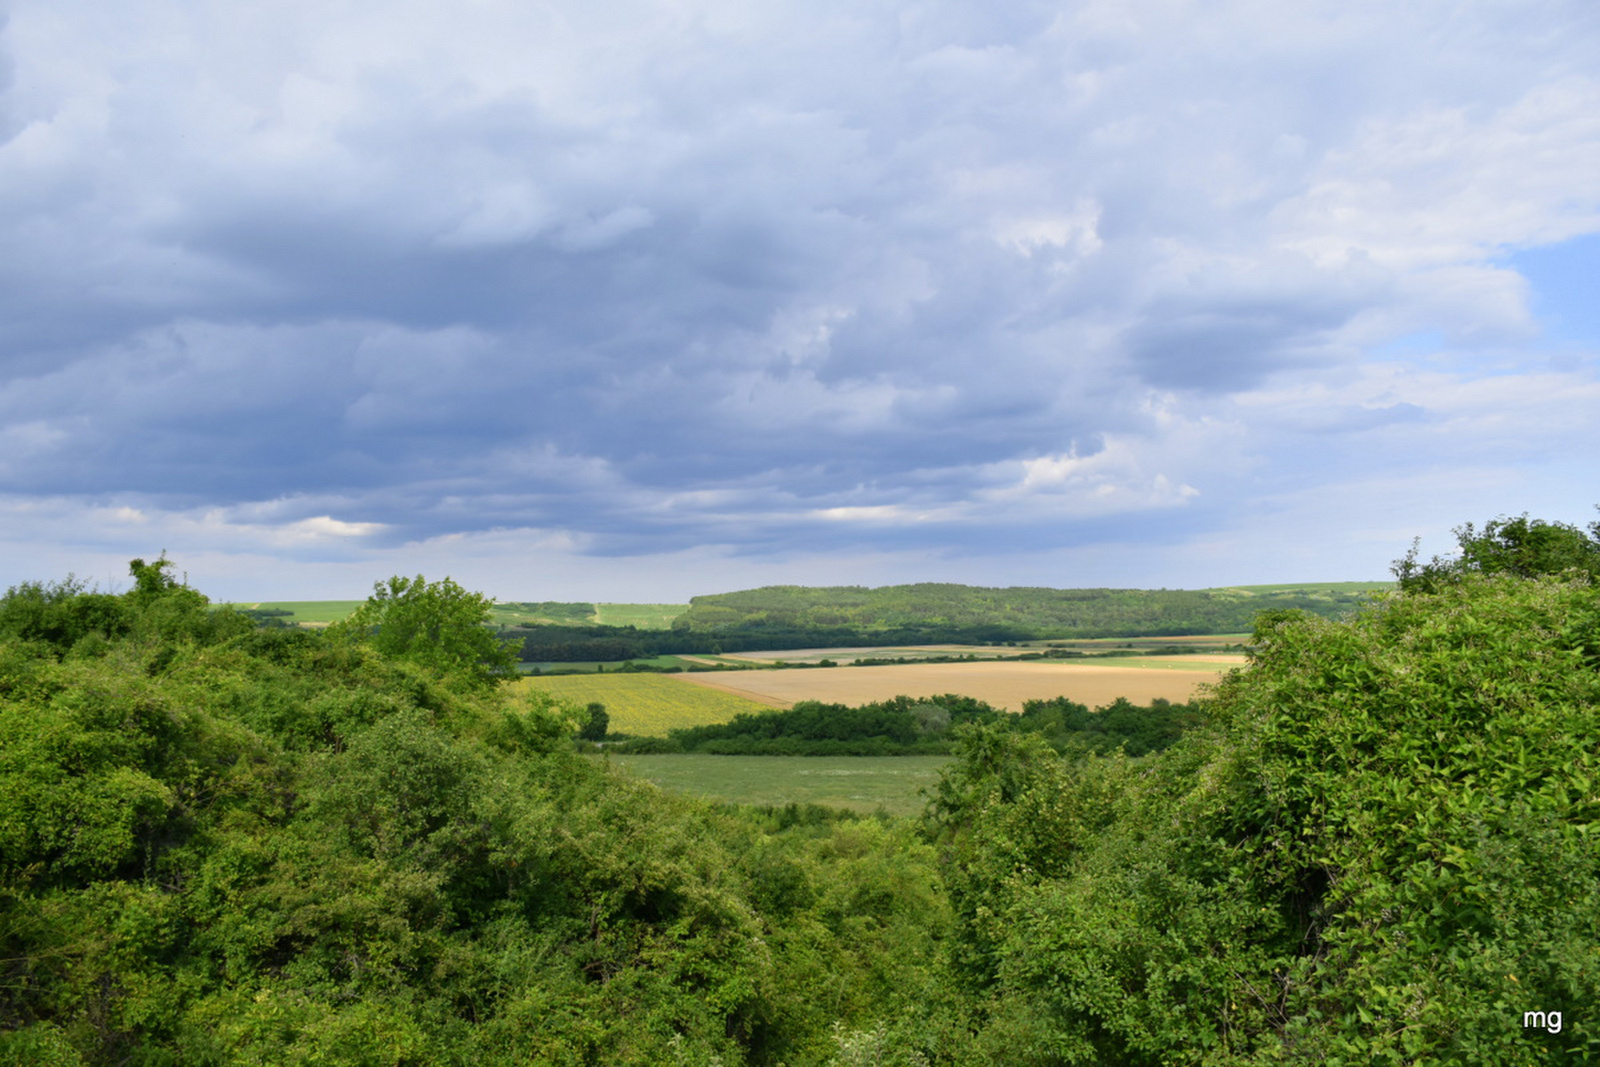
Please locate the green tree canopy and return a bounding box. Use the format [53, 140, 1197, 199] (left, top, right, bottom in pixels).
[578, 701, 609, 742]
[1393, 510, 1600, 592]
[330, 574, 522, 690]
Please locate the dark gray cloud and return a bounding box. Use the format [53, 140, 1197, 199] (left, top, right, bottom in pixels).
[3, 0, 1599, 597]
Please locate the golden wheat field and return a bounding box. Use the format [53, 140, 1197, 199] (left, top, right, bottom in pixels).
[515, 673, 778, 735]
[673, 657, 1243, 712]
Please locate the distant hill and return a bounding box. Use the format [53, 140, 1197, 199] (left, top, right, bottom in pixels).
[674, 581, 1393, 639]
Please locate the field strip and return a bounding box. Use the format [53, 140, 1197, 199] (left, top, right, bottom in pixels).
[1064, 633, 1250, 644]
[516, 674, 777, 735]
[720, 644, 1014, 662]
[670, 659, 1236, 711]
[659, 674, 790, 707]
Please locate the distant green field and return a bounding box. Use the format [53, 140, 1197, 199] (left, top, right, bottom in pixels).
[517, 673, 774, 736]
[603, 754, 949, 817]
[1204, 582, 1393, 596]
[489, 602, 594, 626]
[592, 603, 688, 629]
[250, 600, 365, 624]
[492, 601, 687, 628]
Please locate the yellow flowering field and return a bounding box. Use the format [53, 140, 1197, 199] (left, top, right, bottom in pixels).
[515, 673, 776, 736]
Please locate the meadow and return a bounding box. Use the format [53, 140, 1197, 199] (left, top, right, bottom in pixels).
[516, 672, 779, 735]
[1204, 581, 1394, 595]
[247, 599, 364, 624]
[676, 657, 1237, 712]
[603, 753, 950, 817]
[591, 602, 688, 628]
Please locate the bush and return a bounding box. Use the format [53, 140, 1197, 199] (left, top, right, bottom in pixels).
[937, 574, 1600, 1061]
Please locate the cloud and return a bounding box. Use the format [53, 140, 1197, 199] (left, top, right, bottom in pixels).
[2, 0, 1598, 596]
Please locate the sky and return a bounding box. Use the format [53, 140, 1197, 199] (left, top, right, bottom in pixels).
[2, 0, 1598, 603]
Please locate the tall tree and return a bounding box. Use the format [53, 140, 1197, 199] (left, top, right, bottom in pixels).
[331, 574, 522, 690]
[1393, 510, 1600, 592]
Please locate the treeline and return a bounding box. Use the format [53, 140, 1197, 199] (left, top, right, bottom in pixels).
[504, 620, 1036, 662]
[612, 694, 1202, 757]
[502, 584, 1378, 662]
[676, 582, 1383, 637]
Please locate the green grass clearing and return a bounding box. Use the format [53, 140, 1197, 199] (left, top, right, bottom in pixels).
[488, 602, 594, 626]
[251, 600, 365, 624]
[592, 603, 688, 629]
[1202, 582, 1394, 596]
[602, 754, 950, 817]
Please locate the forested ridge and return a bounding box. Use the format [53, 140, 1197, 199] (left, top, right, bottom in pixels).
[4, 513, 1600, 1063]
[504, 583, 1384, 663]
[676, 582, 1382, 636]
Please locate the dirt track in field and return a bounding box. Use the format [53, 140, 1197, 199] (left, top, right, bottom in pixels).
[671, 658, 1241, 711]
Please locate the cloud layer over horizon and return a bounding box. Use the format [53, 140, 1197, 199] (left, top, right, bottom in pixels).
[3, 0, 1599, 601]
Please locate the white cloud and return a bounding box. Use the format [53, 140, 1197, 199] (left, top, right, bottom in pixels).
[274, 515, 386, 541]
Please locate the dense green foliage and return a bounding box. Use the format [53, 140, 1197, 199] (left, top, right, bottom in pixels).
[619, 694, 1202, 758]
[1, 565, 948, 1065]
[1393, 511, 1600, 592]
[331, 575, 523, 690]
[922, 573, 1599, 1063]
[578, 702, 609, 742]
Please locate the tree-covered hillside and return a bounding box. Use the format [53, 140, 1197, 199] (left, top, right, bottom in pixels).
[674, 582, 1385, 640]
[613, 693, 1202, 758]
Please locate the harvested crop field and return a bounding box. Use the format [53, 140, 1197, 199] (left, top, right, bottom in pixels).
[673, 658, 1243, 711]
